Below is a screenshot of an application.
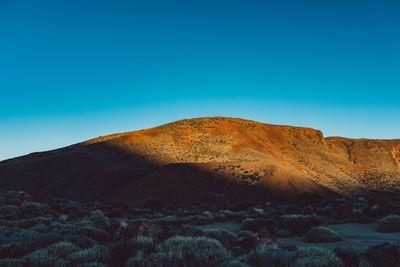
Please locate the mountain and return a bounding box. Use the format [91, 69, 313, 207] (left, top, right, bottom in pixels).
[0, 117, 399, 206]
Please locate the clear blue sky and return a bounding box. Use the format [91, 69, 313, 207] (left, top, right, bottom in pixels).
[1, 0, 399, 160]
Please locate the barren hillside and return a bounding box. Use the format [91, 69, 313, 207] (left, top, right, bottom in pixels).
[0, 117, 399, 205]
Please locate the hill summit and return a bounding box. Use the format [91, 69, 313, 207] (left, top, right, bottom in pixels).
[0, 117, 399, 205]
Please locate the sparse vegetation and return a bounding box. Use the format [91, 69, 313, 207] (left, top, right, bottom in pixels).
[0, 188, 398, 266]
[87, 210, 111, 230]
[22, 248, 68, 267]
[290, 247, 343, 267]
[125, 236, 231, 267]
[18, 202, 50, 218]
[360, 170, 400, 191]
[0, 117, 399, 267]
[67, 244, 110, 265]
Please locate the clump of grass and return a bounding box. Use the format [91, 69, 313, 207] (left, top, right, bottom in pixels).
[67, 245, 110, 265]
[0, 229, 64, 258]
[87, 210, 110, 230]
[18, 216, 52, 229]
[18, 202, 50, 219]
[46, 241, 80, 258]
[290, 247, 343, 267]
[21, 248, 68, 267]
[125, 235, 231, 267]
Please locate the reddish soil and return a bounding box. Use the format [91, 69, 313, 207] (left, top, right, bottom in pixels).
[0, 117, 399, 205]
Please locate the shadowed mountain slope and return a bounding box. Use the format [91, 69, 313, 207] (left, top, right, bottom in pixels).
[0, 117, 399, 205]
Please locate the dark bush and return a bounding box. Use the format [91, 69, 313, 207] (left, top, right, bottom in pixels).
[109, 208, 126, 218]
[361, 242, 400, 267]
[0, 205, 18, 220]
[110, 236, 154, 266]
[246, 246, 291, 267]
[297, 192, 323, 205]
[231, 201, 255, 212]
[241, 218, 274, 232]
[376, 215, 400, 233]
[65, 235, 97, 249]
[70, 226, 111, 242]
[0, 242, 23, 258]
[333, 247, 359, 267]
[87, 210, 111, 231]
[281, 214, 324, 235]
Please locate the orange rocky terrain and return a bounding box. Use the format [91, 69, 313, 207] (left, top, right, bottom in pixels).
[0, 117, 399, 205]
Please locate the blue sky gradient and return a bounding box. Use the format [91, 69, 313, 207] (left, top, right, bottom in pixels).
[1, 0, 399, 160]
